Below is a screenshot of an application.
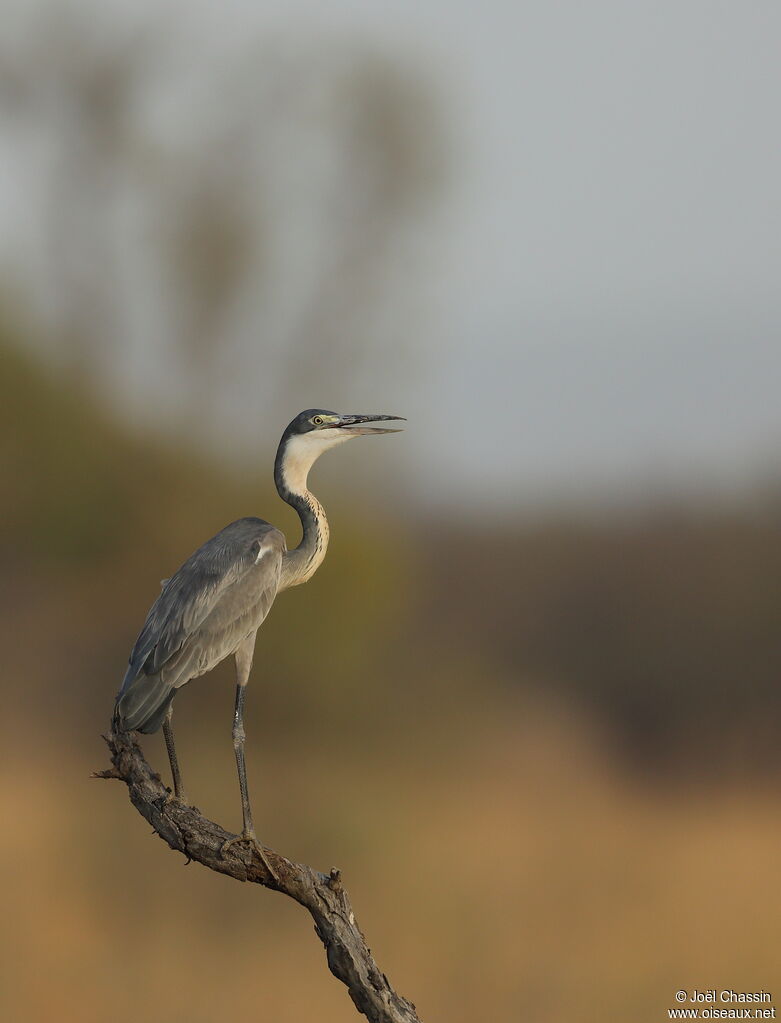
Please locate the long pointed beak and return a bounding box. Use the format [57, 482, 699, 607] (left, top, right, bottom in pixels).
[332, 413, 405, 435]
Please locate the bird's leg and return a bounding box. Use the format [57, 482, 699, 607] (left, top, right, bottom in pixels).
[220, 639, 276, 879]
[232, 680, 255, 834]
[162, 704, 188, 804]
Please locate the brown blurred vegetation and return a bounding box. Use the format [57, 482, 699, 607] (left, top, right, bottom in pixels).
[3, 335, 781, 1023]
[424, 503, 781, 774]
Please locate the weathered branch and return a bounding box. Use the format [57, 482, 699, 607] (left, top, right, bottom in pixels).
[97, 730, 422, 1023]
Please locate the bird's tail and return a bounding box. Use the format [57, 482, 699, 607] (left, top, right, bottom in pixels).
[114, 674, 175, 735]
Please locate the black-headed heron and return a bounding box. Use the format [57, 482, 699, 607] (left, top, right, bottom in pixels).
[114, 410, 403, 871]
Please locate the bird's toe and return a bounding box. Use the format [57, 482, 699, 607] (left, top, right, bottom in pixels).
[220, 832, 277, 881]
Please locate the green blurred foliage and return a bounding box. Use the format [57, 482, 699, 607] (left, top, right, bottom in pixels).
[0, 339, 140, 564]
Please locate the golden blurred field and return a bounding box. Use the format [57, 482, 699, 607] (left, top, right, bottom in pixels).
[4, 702, 781, 1023]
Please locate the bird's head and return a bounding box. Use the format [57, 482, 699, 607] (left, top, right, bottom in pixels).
[275, 409, 405, 496]
[286, 408, 405, 439]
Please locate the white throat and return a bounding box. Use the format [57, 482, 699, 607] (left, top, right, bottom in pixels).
[280, 430, 352, 496]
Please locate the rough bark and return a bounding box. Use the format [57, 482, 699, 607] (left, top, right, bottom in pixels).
[96, 730, 422, 1023]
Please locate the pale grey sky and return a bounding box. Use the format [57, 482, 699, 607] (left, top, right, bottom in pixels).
[2, 0, 779, 511]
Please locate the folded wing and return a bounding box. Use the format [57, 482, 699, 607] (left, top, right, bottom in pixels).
[115, 517, 284, 733]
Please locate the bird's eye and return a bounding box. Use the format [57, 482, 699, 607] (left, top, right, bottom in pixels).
[312, 416, 324, 426]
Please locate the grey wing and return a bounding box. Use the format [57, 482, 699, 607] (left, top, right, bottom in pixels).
[115, 517, 283, 731]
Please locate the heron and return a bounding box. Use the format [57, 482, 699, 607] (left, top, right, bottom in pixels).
[114, 409, 403, 870]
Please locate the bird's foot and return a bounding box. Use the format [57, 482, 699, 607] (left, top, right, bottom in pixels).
[220, 831, 278, 881]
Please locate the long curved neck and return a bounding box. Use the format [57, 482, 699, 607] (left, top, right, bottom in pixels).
[275, 435, 332, 590]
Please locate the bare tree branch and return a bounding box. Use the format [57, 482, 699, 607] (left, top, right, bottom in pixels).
[96, 729, 423, 1023]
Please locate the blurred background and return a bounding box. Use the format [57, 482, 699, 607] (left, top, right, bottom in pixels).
[1, 2, 780, 1021]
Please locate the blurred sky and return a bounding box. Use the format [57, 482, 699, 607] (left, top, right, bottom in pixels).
[1, 0, 779, 512]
